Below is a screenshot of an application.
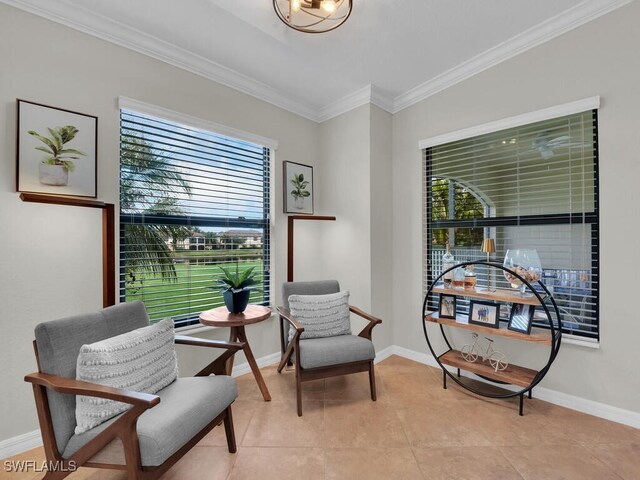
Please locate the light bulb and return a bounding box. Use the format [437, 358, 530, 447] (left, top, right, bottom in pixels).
[290, 0, 301, 12]
[321, 0, 336, 13]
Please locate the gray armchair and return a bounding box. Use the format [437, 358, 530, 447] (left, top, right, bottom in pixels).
[277, 280, 382, 416]
[24, 301, 242, 480]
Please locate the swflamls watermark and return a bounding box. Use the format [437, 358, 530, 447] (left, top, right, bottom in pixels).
[4, 460, 77, 473]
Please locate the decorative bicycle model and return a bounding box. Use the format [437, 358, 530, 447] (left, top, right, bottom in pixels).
[461, 333, 508, 372]
[422, 261, 562, 415]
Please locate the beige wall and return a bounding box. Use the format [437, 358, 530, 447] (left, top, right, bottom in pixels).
[0, 4, 325, 442]
[2, 0, 639, 447]
[392, 1, 640, 413]
[315, 104, 394, 348]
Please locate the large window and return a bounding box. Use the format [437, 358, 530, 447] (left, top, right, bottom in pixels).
[424, 107, 599, 339]
[120, 109, 271, 327]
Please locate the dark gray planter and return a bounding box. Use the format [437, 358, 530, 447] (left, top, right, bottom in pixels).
[223, 289, 251, 313]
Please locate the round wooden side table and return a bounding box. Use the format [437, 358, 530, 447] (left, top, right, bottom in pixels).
[199, 304, 272, 401]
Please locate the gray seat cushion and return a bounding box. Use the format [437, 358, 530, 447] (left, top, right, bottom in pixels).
[298, 335, 375, 369]
[63, 376, 237, 467]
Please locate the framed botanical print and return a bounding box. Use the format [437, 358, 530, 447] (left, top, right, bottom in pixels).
[283, 161, 313, 214]
[17, 99, 98, 198]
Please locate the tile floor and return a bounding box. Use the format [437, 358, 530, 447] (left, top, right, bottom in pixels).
[2, 355, 639, 479]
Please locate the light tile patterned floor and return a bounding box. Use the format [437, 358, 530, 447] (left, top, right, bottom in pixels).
[2, 355, 639, 479]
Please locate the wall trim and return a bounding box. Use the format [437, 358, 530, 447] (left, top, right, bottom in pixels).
[316, 85, 395, 123]
[393, 0, 632, 113]
[0, 0, 320, 122]
[3, 344, 638, 457]
[229, 352, 281, 378]
[0, 0, 630, 123]
[0, 430, 42, 460]
[118, 96, 279, 150]
[387, 345, 640, 429]
[418, 96, 600, 149]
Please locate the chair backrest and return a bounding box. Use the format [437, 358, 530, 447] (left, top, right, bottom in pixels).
[281, 280, 340, 344]
[34, 301, 150, 453]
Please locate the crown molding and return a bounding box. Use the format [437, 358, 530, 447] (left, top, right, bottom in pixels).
[0, 0, 321, 122]
[316, 85, 394, 123]
[392, 0, 633, 113]
[1, 0, 631, 122]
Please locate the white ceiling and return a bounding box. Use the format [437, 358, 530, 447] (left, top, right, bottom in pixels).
[2, 0, 631, 121]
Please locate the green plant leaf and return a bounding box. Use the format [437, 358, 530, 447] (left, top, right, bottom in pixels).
[47, 128, 64, 151]
[59, 148, 86, 156]
[28, 131, 57, 154]
[62, 160, 75, 172]
[59, 125, 80, 144]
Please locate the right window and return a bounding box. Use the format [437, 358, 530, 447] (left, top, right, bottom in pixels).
[424, 109, 599, 340]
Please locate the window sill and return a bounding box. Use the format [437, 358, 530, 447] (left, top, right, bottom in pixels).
[562, 334, 600, 349]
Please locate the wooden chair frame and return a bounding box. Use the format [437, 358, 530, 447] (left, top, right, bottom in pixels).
[277, 305, 382, 416]
[24, 335, 244, 480]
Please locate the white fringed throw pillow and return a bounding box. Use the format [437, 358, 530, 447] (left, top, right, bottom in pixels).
[74, 318, 178, 434]
[288, 291, 351, 341]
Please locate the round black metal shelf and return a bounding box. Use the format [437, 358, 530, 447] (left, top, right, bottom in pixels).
[422, 260, 562, 415]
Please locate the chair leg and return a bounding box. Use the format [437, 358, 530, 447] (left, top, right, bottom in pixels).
[369, 361, 377, 401]
[223, 406, 237, 453]
[296, 367, 303, 417]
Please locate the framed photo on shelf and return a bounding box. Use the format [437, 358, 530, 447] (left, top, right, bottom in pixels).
[16, 99, 98, 198]
[468, 300, 500, 329]
[438, 294, 457, 319]
[508, 303, 535, 334]
[283, 161, 313, 214]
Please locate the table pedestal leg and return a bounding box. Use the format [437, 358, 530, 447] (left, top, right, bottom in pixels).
[233, 326, 272, 402]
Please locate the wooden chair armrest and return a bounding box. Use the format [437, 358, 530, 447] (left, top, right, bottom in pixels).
[175, 335, 244, 352]
[24, 372, 160, 408]
[349, 305, 382, 340]
[276, 307, 304, 373]
[349, 305, 383, 325]
[276, 307, 304, 333]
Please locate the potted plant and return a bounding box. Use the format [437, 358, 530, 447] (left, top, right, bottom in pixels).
[28, 125, 86, 186]
[217, 264, 259, 313]
[290, 173, 310, 209]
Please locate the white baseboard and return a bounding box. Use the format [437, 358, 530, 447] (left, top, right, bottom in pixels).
[0, 430, 41, 460]
[3, 345, 638, 458]
[230, 352, 281, 378]
[387, 345, 640, 429]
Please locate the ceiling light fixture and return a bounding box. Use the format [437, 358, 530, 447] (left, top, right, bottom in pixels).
[273, 0, 352, 33]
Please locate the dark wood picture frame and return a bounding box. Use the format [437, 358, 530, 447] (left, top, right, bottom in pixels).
[283, 161, 313, 214]
[17, 99, 98, 198]
[438, 294, 457, 319]
[508, 303, 535, 334]
[468, 300, 500, 329]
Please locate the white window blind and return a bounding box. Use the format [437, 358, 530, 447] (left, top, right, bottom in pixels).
[120, 110, 271, 327]
[424, 109, 599, 339]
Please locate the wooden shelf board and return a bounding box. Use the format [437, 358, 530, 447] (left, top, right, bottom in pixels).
[287, 215, 336, 221]
[425, 312, 551, 345]
[432, 285, 544, 306]
[439, 350, 538, 388]
[20, 192, 106, 209]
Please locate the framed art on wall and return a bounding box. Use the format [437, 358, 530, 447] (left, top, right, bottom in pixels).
[283, 161, 313, 214]
[16, 99, 98, 198]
